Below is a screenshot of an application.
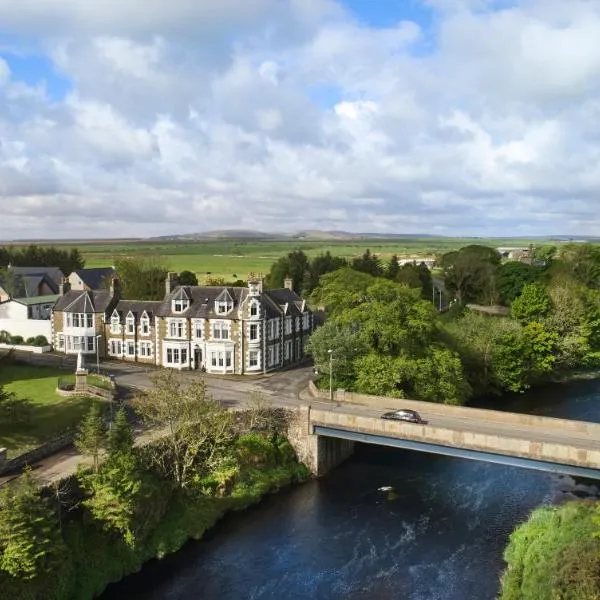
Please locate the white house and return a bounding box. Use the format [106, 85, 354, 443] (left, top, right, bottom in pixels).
[0, 294, 58, 341]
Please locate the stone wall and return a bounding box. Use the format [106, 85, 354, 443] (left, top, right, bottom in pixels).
[0, 433, 75, 476]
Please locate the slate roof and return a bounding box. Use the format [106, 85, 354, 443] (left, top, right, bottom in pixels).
[264, 288, 305, 315]
[113, 300, 162, 321]
[0, 272, 59, 298]
[53, 290, 115, 314]
[156, 286, 248, 319]
[10, 266, 64, 285]
[72, 267, 115, 290]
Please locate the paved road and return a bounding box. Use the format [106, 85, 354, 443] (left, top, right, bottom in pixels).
[1, 363, 316, 486]
[311, 403, 600, 452]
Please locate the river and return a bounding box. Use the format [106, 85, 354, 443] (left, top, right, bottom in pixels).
[101, 379, 600, 600]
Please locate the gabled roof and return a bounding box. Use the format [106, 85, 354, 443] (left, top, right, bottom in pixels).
[54, 290, 115, 314]
[0, 272, 59, 298]
[114, 300, 162, 320]
[264, 288, 305, 316]
[72, 267, 115, 290]
[10, 266, 64, 284]
[157, 286, 247, 319]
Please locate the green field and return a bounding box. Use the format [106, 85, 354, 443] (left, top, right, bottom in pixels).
[0, 365, 103, 457]
[59, 237, 556, 281]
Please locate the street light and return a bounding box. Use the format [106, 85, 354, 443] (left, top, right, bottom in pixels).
[95, 334, 102, 375]
[328, 349, 333, 402]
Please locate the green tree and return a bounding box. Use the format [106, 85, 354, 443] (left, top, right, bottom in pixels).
[441, 245, 500, 304]
[351, 249, 383, 277]
[385, 255, 401, 280]
[113, 256, 169, 300]
[0, 470, 64, 580]
[266, 250, 310, 293]
[303, 252, 348, 295]
[178, 270, 198, 286]
[75, 405, 107, 474]
[511, 283, 552, 324]
[309, 268, 375, 315]
[132, 371, 234, 489]
[107, 407, 133, 457]
[497, 262, 543, 304]
[306, 321, 368, 388]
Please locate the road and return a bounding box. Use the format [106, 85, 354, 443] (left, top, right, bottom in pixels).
[1, 362, 316, 486]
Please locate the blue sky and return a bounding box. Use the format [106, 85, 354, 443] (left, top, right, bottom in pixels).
[0, 0, 599, 240]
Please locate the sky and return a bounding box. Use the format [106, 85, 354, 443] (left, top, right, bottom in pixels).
[1, 0, 600, 240]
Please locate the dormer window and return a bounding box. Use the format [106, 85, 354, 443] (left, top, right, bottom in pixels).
[110, 311, 121, 334]
[173, 299, 189, 313]
[126, 312, 135, 334]
[172, 288, 190, 313]
[215, 289, 234, 314]
[250, 302, 259, 317]
[140, 313, 150, 335]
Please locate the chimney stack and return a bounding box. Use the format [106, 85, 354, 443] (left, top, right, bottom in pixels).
[110, 277, 121, 298]
[284, 276, 293, 291]
[247, 273, 263, 296]
[59, 278, 70, 296]
[165, 272, 180, 296]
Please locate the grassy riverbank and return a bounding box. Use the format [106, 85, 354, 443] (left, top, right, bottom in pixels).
[0, 435, 309, 600]
[499, 500, 600, 599]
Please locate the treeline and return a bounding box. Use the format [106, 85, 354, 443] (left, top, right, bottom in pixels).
[266, 249, 433, 298]
[0, 373, 307, 599]
[0, 245, 85, 275]
[305, 243, 600, 403]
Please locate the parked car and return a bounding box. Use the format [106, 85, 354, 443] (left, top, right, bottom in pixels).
[381, 409, 428, 425]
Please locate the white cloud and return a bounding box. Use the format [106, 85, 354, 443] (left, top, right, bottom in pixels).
[1, 0, 600, 239]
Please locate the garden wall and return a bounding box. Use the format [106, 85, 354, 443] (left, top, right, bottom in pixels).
[0, 343, 52, 354]
[0, 433, 75, 476]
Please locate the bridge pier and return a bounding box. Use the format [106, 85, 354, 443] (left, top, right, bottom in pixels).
[287, 406, 354, 476]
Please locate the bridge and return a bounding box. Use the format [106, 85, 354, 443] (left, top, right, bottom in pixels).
[288, 395, 600, 479]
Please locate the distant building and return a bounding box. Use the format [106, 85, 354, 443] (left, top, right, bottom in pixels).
[496, 247, 531, 262]
[51, 273, 314, 374]
[68, 267, 116, 291]
[0, 295, 59, 340]
[0, 266, 64, 302]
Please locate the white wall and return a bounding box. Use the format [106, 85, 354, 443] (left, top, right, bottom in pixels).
[0, 302, 28, 320]
[0, 318, 52, 340]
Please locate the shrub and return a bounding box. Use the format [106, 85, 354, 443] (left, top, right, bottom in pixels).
[25, 337, 35, 345]
[10, 335, 24, 345]
[33, 335, 48, 347]
[0, 330, 10, 343]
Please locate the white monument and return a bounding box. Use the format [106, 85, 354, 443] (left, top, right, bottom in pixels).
[75, 351, 88, 392]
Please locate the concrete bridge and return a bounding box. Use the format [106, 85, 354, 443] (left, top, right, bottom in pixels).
[288, 397, 600, 479]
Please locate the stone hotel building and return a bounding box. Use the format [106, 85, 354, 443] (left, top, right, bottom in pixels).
[52, 273, 313, 374]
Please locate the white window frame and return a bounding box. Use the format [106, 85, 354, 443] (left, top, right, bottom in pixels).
[285, 316, 292, 335]
[110, 312, 121, 334]
[109, 340, 122, 356]
[249, 323, 259, 341]
[303, 313, 310, 330]
[140, 316, 150, 335]
[212, 321, 230, 341]
[58, 334, 65, 351]
[193, 320, 204, 340]
[139, 341, 153, 357]
[285, 340, 292, 360]
[250, 302, 259, 317]
[248, 350, 259, 368]
[126, 314, 135, 334]
[173, 299, 189, 313]
[168, 319, 186, 339]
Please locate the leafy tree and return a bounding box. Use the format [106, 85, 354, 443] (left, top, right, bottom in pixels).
[132, 371, 234, 489]
[178, 270, 198, 286]
[0, 470, 64, 580]
[303, 252, 348, 295]
[555, 244, 600, 289]
[441, 245, 500, 304]
[0, 245, 85, 274]
[113, 256, 169, 300]
[310, 268, 375, 315]
[384, 255, 400, 280]
[351, 249, 383, 277]
[497, 262, 543, 304]
[107, 408, 133, 457]
[306, 321, 368, 388]
[75, 405, 107, 474]
[266, 250, 310, 293]
[511, 283, 552, 324]
[79, 452, 167, 548]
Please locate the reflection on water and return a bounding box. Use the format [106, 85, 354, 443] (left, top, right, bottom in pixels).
[101, 379, 600, 600]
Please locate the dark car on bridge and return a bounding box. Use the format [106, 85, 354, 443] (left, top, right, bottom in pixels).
[381, 409, 428, 425]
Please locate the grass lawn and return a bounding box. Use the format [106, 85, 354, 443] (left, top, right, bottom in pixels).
[0, 364, 104, 458]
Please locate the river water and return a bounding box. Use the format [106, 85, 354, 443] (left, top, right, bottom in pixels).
[102, 379, 600, 600]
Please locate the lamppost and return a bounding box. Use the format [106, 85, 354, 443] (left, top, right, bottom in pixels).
[328, 349, 333, 402]
[95, 334, 102, 375]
